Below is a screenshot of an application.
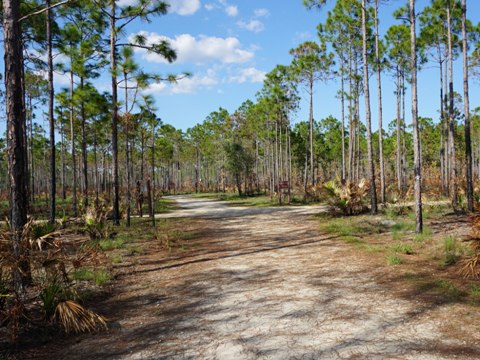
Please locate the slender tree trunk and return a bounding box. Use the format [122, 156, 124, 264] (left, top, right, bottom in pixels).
[396, 67, 402, 193]
[462, 0, 473, 212]
[410, 0, 423, 233]
[69, 68, 77, 217]
[374, 0, 385, 204]
[309, 80, 314, 187]
[151, 117, 156, 227]
[401, 72, 407, 193]
[93, 119, 99, 206]
[60, 111, 66, 200]
[124, 72, 131, 227]
[347, 41, 354, 181]
[439, 53, 447, 195]
[195, 147, 199, 193]
[340, 55, 346, 183]
[444, 48, 450, 195]
[47, 0, 56, 224]
[80, 77, 88, 209]
[362, 0, 377, 214]
[110, 1, 120, 225]
[29, 98, 35, 204]
[447, 1, 458, 210]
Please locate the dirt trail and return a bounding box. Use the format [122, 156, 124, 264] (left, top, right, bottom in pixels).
[44, 196, 480, 359]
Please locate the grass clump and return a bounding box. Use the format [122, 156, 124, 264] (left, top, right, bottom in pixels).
[442, 235, 459, 266]
[414, 226, 432, 242]
[341, 236, 364, 245]
[387, 254, 402, 265]
[72, 268, 110, 286]
[391, 243, 414, 255]
[98, 238, 125, 251]
[127, 245, 144, 255]
[322, 217, 382, 238]
[109, 254, 123, 264]
[469, 284, 480, 304]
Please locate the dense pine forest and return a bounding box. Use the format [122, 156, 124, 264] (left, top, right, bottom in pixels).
[2, 0, 480, 356]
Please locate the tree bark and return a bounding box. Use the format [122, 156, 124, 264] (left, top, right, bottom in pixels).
[309, 79, 314, 187]
[410, 0, 423, 233]
[340, 52, 346, 183]
[447, 0, 458, 210]
[69, 68, 77, 217]
[110, 0, 120, 225]
[47, 0, 56, 224]
[80, 76, 88, 209]
[4, 0, 29, 293]
[461, 0, 473, 212]
[374, 0, 385, 204]
[361, 0, 377, 214]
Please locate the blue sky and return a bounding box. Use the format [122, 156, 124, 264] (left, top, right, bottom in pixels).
[124, 0, 480, 132]
[1, 0, 480, 136]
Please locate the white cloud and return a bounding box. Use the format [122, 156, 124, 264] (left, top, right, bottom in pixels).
[225, 5, 238, 17]
[204, 3, 216, 10]
[237, 19, 264, 33]
[143, 82, 168, 94]
[54, 72, 72, 86]
[229, 67, 266, 84]
[254, 8, 269, 17]
[144, 69, 218, 95]
[116, 0, 137, 8]
[166, 0, 201, 15]
[116, 0, 200, 15]
[132, 32, 254, 64]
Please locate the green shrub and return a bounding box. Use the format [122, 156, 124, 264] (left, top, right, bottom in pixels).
[322, 178, 369, 215]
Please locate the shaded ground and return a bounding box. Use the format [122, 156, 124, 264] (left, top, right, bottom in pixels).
[33, 196, 480, 359]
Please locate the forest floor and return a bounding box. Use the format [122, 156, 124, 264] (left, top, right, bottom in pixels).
[26, 195, 480, 359]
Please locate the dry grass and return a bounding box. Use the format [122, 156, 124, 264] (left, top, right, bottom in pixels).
[55, 300, 107, 334]
[460, 215, 480, 279]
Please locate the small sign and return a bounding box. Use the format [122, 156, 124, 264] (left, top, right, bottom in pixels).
[279, 181, 289, 190]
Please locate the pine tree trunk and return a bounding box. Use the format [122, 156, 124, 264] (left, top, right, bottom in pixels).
[80, 77, 88, 209]
[151, 117, 156, 227]
[47, 0, 56, 224]
[69, 68, 77, 217]
[4, 0, 29, 293]
[60, 111, 66, 200]
[29, 99, 35, 204]
[462, 0, 473, 212]
[362, 0, 377, 214]
[447, 1, 458, 210]
[396, 67, 402, 193]
[374, 0, 385, 204]
[309, 80, 314, 187]
[340, 55, 346, 183]
[439, 52, 447, 195]
[110, 1, 120, 225]
[410, 0, 423, 233]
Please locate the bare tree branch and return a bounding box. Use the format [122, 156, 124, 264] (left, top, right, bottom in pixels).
[19, 0, 75, 22]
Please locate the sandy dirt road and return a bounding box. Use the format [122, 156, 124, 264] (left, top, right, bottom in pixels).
[44, 196, 480, 359]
